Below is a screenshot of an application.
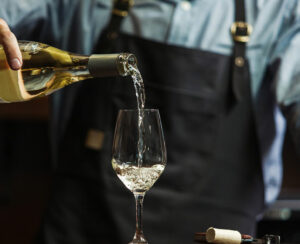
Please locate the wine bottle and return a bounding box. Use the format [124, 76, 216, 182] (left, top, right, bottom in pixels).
[0, 41, 137, 102]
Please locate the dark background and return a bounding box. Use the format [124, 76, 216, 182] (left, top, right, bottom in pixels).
[0, 98, 299, 244]
[0, 98, 51, 244]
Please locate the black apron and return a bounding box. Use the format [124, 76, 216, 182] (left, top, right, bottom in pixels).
[37, 1, 265, 244]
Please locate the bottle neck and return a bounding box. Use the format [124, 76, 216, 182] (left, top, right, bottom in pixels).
[88, 53, 137, 78]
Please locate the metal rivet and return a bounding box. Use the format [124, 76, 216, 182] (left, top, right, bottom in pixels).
[235, 57, 245, 67]
[181, 1, 191, 11]
[107, 31, 118, 40]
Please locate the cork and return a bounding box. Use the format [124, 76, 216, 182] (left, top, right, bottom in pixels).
[206, 227, 242, 244]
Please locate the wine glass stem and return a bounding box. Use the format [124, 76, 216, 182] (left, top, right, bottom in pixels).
[132, 192, 147, 243]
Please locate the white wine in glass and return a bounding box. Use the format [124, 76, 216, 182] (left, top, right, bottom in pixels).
[112, 109, 167, 244]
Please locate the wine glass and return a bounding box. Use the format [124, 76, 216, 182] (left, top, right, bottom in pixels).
[112, 109, 167, 244]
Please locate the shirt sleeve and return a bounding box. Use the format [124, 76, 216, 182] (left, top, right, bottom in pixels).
[1, 0, 53, 41]
[271, 2, 300, 106]
[0, 0, 111, 54]
[271, 1, 300, 153]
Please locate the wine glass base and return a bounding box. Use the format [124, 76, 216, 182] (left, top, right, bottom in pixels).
[129, 241, 148, 244]
[129, 236, 148, 244]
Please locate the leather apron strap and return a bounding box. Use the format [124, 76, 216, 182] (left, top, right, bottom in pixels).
[231, 0, 253, 102]
[94, 0, 134, 53]
[81, 0, 134, 132]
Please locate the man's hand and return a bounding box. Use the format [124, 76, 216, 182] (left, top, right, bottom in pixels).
[0, 18, 22, 70]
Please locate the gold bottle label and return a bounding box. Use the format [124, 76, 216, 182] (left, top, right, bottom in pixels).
[0, 42, 91, 102]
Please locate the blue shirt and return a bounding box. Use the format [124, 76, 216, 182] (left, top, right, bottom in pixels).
[1, 0, 300, 205]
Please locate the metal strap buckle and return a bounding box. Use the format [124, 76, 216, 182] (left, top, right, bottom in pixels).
[231, 21, 253, 43]
[112, 0, 134, 17]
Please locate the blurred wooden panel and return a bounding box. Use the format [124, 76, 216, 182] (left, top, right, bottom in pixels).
[0, 97, 49, 120]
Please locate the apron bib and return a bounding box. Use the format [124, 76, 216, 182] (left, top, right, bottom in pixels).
[95, 34, 264, 243]
[40, 1, 265, 243]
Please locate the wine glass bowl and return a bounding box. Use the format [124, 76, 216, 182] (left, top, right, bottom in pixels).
[112, 109, 167, 244]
